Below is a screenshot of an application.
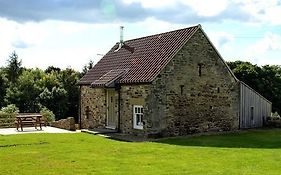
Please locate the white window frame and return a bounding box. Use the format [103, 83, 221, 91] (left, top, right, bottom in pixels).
[133, 105, 144, 130]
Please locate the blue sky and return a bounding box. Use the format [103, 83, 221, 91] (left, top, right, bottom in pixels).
[0, 0, 280, 71]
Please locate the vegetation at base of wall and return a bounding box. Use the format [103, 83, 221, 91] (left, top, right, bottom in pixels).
[0, 129, 281, 174]
[268, 112, 280, 120]
[40, 107, 55, 123]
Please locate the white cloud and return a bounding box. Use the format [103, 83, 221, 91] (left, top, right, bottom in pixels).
[248, 32, 281, 54]
[208, 32, 234, 49]
[243, 32, 281, 65]
[1, 0, 281, 70]
[0, 18, 20, 66]
[122, 0, 174, 8]
[17, 22, 48, 46]
[133, 17, 186, 35]
[180, 0, 229, 17]
[237, 0, 281, 25]
[264, 6, 281, 25]
[122, 0, 281, 25]
[0, 18, 119, 70]
[19, 46, 98, 70]
[123, 0, 229, 17]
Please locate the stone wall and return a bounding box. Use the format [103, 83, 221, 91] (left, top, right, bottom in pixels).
[79, 28, 240, 137]
[147, 28, 240, 137]
[80, 86, 107, 129]
[51, 117, 76, 131]
[119, 84, 151, 135]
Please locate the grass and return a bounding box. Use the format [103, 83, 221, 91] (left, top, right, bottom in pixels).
[1, 129, 281, 174]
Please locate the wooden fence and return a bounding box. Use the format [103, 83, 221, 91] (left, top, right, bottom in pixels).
[0, 113, 16, 128]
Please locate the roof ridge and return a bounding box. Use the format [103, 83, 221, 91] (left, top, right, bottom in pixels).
[78, 24, 202, 85]
[123, 24, 200, 43]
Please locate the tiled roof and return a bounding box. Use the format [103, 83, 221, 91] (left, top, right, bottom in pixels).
[91, 69, 127, 87]
[78, 25, 200, 85]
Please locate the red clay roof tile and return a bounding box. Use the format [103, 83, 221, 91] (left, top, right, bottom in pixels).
[78, 25, 200, 85]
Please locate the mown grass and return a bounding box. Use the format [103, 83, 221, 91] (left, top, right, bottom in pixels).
[1, 129, 281, 174]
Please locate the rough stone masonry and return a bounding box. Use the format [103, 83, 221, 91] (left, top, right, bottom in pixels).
[80, 28, 240, 137]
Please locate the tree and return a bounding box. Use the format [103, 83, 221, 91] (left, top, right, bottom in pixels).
[227, 61, 281, 114]
[58, 68, 80, 121]
[39, 87, 68, 120]
[2, 53, 81, 120]
[81, 60, 94, 76]
[227, 61, 262, 92]
[5, 51, 22, 84]
[5, 69, 43, 112]
[259, 65, 281, 113]
[45, 66, 61, 74]
[39, 71, 60, 90]
[0, 69, 7, 108]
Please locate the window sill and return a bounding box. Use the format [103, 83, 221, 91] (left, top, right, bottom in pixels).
[133, 126, 143, 130]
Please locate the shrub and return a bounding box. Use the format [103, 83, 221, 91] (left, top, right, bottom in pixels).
[40, 107, 55, 123]
[269, 112, 281, 121]
[0, 104, 19, 114]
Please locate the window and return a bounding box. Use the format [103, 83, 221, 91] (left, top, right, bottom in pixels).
[133, 105, 144, 130]
[180, 85, 184, 95]
[250, 106, 254, 120]
[198, 63, 203, 76]
[85, 106, 90, 119]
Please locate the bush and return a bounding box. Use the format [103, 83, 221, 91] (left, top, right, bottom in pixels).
[0, 104, 19, 114]
[268, 112, 281, 121]
[40, 107, 55, 123]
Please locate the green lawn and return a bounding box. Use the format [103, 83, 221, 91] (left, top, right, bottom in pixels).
[1, 129, 281, 175]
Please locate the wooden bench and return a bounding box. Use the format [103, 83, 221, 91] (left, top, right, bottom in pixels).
[15, 113, 45, 131]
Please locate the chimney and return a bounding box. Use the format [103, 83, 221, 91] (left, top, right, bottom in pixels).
[120, 26, 124, 46]
[115, 26, 124, 52]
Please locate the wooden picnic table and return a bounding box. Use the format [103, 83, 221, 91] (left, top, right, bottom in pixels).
[15, 114, 43, 131]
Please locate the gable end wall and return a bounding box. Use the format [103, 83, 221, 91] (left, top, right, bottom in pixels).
[147, 29, 240, 136]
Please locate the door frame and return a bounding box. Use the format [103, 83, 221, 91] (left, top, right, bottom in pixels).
[106, 89, 117, 129]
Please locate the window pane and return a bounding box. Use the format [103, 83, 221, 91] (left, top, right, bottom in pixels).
[136, 114, 140, 125]
[140, 114, 143, 122]
[140, 108, 143, 114]
[134, 107, 137, 113]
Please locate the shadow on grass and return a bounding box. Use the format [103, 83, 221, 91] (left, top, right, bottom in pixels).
[156, 129, 281, 149]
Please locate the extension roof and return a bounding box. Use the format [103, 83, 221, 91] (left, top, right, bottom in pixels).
[79, 25, 201, 86]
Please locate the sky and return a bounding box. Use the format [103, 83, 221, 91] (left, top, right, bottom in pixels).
[0, 0, 281, 71]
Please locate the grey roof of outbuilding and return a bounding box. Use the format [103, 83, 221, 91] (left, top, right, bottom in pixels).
[78, 25, 200, 85]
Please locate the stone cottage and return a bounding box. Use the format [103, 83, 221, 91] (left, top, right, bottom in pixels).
[78, 24, 271, 137]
